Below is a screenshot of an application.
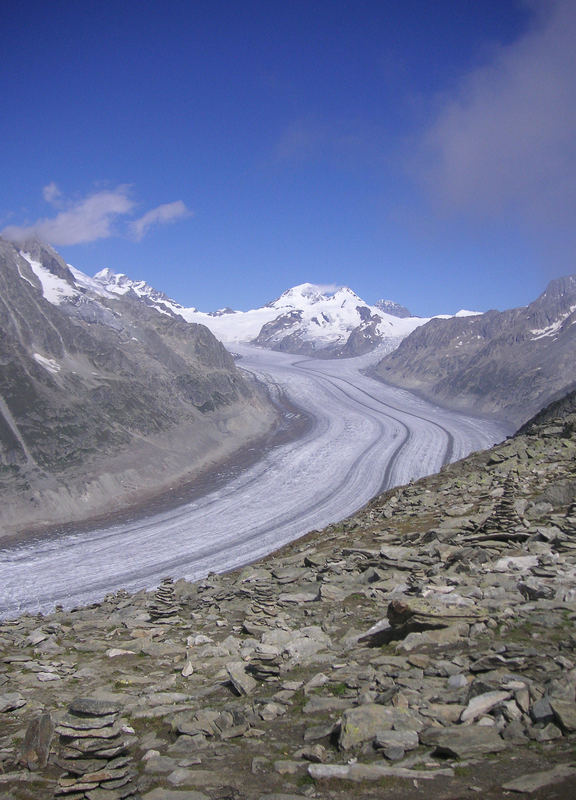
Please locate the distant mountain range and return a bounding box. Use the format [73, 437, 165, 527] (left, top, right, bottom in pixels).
[0, 238, 276, 536]
[20, 247, 574, 430]
[93, 270, 478, 358]
[373, 274, 576, 427]
[2, 234, 575, 539]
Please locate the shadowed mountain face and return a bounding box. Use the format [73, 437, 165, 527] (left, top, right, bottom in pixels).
[0, 238, 276, 535]
[373, 275, 576, 428]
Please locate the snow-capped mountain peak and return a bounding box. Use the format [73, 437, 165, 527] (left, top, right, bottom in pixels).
[245, 282, 428, 356]
[13, 241, 477, 360]
[93, 268, 195, 316]
[86, 272, 438, 356]
[270, 282, 353, 307]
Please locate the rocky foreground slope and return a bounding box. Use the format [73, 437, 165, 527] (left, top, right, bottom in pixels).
[373, 274, 576, 428]
[0, 238, 276, 537]
[1, 395, 576, 799]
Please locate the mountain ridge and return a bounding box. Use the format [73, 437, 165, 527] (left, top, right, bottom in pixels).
[0, 237, 277, 537]
[373, 272, 576, 428]
[93, 271, 477, 358]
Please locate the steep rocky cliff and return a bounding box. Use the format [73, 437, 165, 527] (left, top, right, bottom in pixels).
[0, 238, 276, 536]
[373, 275, 576, 427]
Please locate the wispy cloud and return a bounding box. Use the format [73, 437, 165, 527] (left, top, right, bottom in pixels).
[417, 0, 576, 229]
[42, 181, 62, 204]
[2, 186, 134, 245]
[130, 200, 191, 241]
[2, 186, 191, 246]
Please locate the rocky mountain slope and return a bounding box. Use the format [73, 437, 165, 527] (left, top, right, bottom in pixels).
[1, 392, 575, 799]
[373, 274, 576, 428]
[0, 238, 277, 537]
[94, 272, 459, 357]
[375, 298, 412, 318]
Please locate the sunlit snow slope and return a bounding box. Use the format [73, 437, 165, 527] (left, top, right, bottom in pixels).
[93, 272, 476, 355]
[0, 346, 506, 618]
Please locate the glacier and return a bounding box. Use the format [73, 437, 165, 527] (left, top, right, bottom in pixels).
[0, 345, 507, 618]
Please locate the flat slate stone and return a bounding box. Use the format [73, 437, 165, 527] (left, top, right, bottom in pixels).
[166, 768, 220, 787]
[502, 763, 576, 793]
[59, 713, 118, 730]
[142, 790, 210, 800]
[339, 704, 398, 749]
[69, 698, 121, 717]
[56, 722, 124, 739]
[0, 691, 27, 712]
[530, 696, 554, 723]
[309, 763, 454, 781]
[303, 696, 350, 714]
[460, 690, 511, 722]
[226, 662, 257, 696]
[85, 788, 134, 800]
[550, 699, 576, 732]
[420, 725, 507, 758]
[278, 592, 318, 603]
[144, 756, 180, 774]
[20, 712, 54, 770]
[374, 729, 419, 751]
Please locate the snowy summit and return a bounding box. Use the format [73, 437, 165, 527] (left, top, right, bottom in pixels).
[26, 254, 478, 359]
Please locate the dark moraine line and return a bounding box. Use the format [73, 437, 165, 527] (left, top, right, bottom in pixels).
[0, 377, 394, 614]
[295, 358, 456, 470]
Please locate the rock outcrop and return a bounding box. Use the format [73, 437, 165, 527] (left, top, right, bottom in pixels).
[1, 392, 576, 798]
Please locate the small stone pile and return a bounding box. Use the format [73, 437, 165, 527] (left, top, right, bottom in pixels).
[248, 643, 283, 681]
[247, 580, 278, 618]
[147, 576, 181, 623]
[54, 697, 137, 799]
[477, 473, 523, 535]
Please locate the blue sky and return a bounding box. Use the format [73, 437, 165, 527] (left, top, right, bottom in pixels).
[2, 0, 575, 316]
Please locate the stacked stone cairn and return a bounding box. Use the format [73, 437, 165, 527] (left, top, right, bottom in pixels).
[247, 643, 283, 681]
[147, 576, 181, 623]
[476, 473, 523, 536]
[53, 698, 137, 799]
[248, 579, 278, 619]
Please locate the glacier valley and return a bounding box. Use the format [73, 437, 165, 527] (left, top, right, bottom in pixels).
[0, 345, 507, 618]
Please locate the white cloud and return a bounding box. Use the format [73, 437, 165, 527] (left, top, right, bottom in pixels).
[42, 182, 61, 204]
[130, 201, 191, 241]
[418, 0, 576, 228]
[1, 187, 191, 246]
[2, 186, 134, 245]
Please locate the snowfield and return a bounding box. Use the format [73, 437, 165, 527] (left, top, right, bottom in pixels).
[92, 273, 476, 352]
[177, 284, 428, 345]
[0, 345, 507, 617]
